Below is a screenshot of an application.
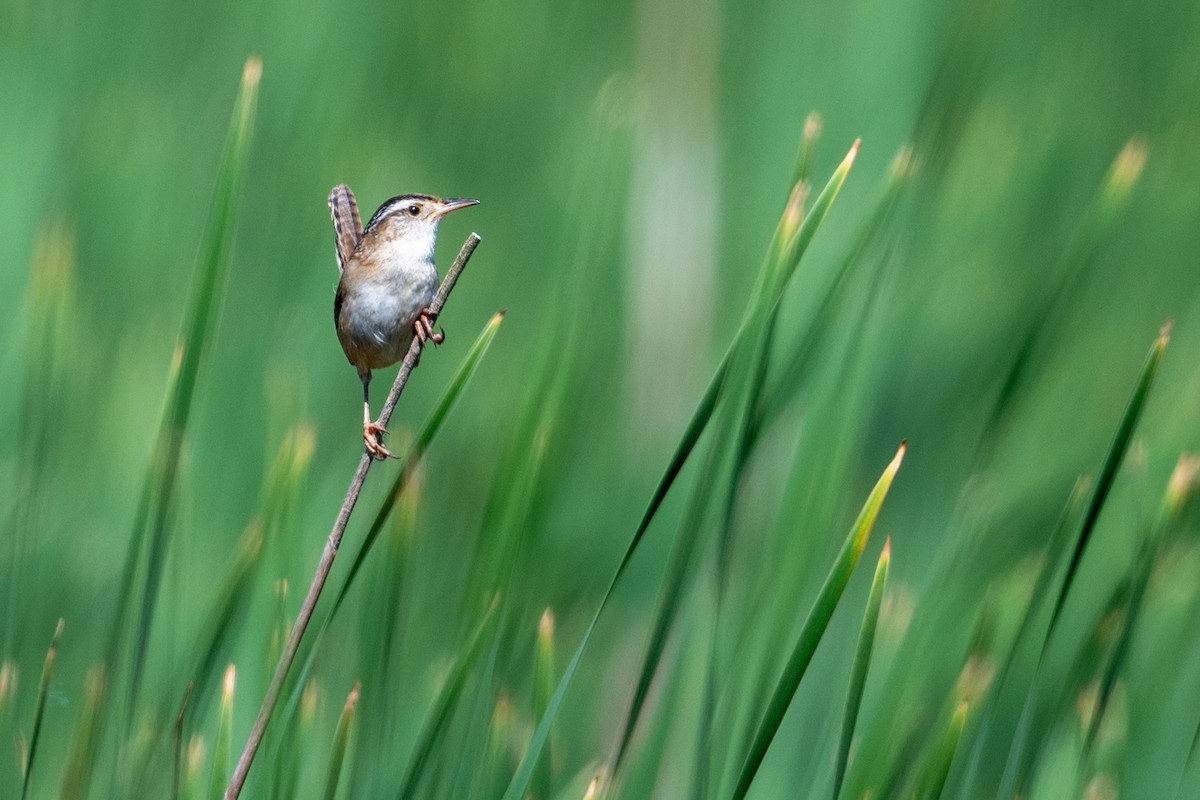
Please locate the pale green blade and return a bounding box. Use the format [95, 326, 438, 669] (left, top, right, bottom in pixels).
[729, 443, 904, 800]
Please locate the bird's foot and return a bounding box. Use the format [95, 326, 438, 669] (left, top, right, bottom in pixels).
[414, 308, 445, 347]
[363, 421, 394, 460]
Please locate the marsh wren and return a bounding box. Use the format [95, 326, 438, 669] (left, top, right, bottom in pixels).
[329, 184, 479, 459]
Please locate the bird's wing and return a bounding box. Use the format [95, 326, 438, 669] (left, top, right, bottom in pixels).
[328, 184, 363, 273]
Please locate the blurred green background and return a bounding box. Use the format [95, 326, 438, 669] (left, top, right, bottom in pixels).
[3, 0, 1200, 796]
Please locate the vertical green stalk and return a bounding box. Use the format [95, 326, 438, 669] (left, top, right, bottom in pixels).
[57, 665, 106, 800]
[729, 444, 904, 800]
[21, 619, 64, 800]
[209, 666, 235, 800]
[832, 540, 891, 799]
[322, 682, 360, 800]
[533, 609, 557, 800]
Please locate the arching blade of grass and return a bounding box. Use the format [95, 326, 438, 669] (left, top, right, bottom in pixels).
[729, 443, 904, 800]
[265, 312, 504, 764]
[21, 618, 63, 800]
[832, 539, 891, 800]
[395, 597, 500, 800]
[999, 323, 1170, 797]
[610, 139, 862, 782]
[112, 58, 261, 719]
[322, 682, 360, 800]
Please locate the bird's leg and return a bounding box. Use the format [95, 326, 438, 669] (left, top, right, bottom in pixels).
[360, 371, 392, 460]
[414, 308, 445, 346]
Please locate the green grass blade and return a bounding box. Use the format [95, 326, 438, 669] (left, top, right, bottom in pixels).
[56, 665, 106, 800]
[1082, 456, 1198, 761]
[1045, 322, 1169, 642]
[123, 58, 261, 715]
[978, 138, 1148, 456]
[913, 701, 968, 799]
[395, 597, 500, 800]
[208, 666, 235, 800]
[955, 476, 1090, 795]
[174, 683, 193, 800]
[533, 609, 557, 800]
[832, 539, 891, 800]
[757, 147, 914, 429]
[730, 443, 905, 800]
[270, 682, 317, 800]
[790, 111, 823, 187]
[21, 618, 63, 800]
[322, 682, 360, 800]
[180, 426, 310, 723]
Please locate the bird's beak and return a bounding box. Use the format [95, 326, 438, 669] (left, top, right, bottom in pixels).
[433, 197, 480, 219]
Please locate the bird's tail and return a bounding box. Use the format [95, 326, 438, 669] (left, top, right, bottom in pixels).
[328, 183, 363, 273]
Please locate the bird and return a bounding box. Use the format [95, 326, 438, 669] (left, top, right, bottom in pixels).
[329, 184, 479, 459]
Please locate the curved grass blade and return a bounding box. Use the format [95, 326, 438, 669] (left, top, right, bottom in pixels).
[117, 58, 261, 718]
[832, 539, 891, 799]
[21, 618, 63, 800]
[730, 443, 904, 800]
[209, 666, 235, 800]
[610, 139, 862, 781]
[322, 682, 360, 800]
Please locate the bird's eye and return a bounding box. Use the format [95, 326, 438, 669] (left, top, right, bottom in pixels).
[407, 205, 420, 216]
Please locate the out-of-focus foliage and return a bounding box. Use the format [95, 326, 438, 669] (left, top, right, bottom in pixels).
[2, 0, 1200, 796]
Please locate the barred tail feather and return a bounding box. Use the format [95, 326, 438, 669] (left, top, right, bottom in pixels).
[328, 183, 363, 273]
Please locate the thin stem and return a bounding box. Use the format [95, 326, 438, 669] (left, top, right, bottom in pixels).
[225, 232, 482, 799]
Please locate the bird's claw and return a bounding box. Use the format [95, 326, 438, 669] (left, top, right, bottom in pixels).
[363, 421, 394, 460]
[414, 309, 445, 347]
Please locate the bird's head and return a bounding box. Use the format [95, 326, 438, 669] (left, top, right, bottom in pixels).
[363, 194, 479, 249]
